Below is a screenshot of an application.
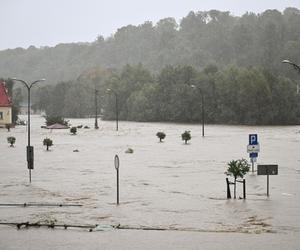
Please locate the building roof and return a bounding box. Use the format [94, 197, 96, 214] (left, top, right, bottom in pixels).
[0, 81, 12, 107]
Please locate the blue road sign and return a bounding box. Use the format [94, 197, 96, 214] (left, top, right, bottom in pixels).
[249, 134, 258, 158]
[249, 134, 258, 145]
[250, 152, 258, 158]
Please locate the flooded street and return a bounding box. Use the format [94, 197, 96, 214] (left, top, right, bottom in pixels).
[1, 115, 300, 248]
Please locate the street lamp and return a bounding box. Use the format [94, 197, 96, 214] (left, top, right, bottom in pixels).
[282, 60, 300, 94]
[107, 88, 118, 131]
[12, 78, 45, 183]
[191, 85, 205, 137]
[94, 89, 99, 129]
[282, 60, 300, 73]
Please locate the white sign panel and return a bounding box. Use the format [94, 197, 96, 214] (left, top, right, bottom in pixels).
[247, 144, 260, 153]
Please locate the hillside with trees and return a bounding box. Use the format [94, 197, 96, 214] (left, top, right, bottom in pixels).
[1, 8, 300, 125]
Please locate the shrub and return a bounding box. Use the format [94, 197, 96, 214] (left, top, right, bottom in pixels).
[7, 136, 16, 147]
[70, 127, 77, 135]
[44, 115, 69, 126]
[43, 138, 53, 151]
[156, 132, 166, 142]
[226, 159, 250, 199]
[181, 131, 191, 144]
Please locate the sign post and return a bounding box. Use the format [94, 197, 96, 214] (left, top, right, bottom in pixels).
[114, 155, 120, 205]
[257, 164, 278, 197]
[247, 134, 259, 173]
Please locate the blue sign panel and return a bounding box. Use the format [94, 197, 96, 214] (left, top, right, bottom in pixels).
[250, 152, 258, 158]
[249, 134, 258, 145]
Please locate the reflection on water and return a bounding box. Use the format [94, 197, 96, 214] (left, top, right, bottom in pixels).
[0, 115, 300, 233]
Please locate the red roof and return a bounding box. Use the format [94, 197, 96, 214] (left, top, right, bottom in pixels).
[0, 81, 12, 107]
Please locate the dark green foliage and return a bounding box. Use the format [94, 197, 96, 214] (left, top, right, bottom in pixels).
[3, 8, 300, 125]
[31, 63, 300, 125]
[44, 115, 69, 126]
[43, 138, 53, 151]
[1, 8, 299, 85]
[156, 132, 166, 142]
[226, 159, 250, 199]
[70, 127, 77, 135]
[181, 131, 191, 144]
[7, 136, 16, 147]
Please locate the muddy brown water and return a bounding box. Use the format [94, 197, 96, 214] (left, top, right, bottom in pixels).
[0, 115, 300, 235]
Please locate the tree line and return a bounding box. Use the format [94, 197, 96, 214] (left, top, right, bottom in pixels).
[0, 8, 299, 84]
[33, 64, 300, 125]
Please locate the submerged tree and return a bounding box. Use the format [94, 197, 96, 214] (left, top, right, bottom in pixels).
[43, 138, 53, 151]
[226, 159, 250, 199]
[70, 127, 77, 135]
[181, 131, 191, 144]
[7, 136, 16, 147]
[156, 131, 166, 142]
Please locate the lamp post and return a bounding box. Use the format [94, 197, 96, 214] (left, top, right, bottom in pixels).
[191, 85, 205, 137]
[94, 89, 99, 129]
[282, 60, 300, 73]
[282, 60, 300, 94]
[107, 88, 118, 131]
[12, 78, 45, 183]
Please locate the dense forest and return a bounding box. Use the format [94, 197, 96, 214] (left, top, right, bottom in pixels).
[1, 8, 300, 125]
[31, 64, 300, 125]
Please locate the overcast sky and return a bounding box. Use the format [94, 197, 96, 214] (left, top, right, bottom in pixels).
[1, 0, 300, 50]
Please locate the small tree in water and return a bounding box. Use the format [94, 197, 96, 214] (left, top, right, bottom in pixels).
[70, 127, 77, 135]
[156, 132, 166, 142]
[7, 136, 16, 147]
[43, 138, 53, 151]
[226, 159, 250, 199]
[181, 131, 191, 144]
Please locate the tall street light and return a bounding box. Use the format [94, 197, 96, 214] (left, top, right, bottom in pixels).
[12, 78, 45, 183]
[191, 85, 205, 137]
[94, 89, 99, 129]
[282, 60, 300, 94]
[107, 88, 118, 131]
[282, 59, 300, 73]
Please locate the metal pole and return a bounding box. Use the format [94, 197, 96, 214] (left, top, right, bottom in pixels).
[252, 159, 254, 173]
[117, 168, 119, 205]
[27, 86, 31, 183]
[12, 78, 45, 184]
[201, 92, 204, 137]
[243, 179, 246, 199]
[94, 89, 99, 129]
[267, 174, 269, 197]
[115, 93, 118, 131]
[226, 178, 231, 199]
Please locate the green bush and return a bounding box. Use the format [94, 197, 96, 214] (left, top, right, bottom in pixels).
[156, 131, 166, 142]
[43, 138, 53, 151]
[7, 136, 16, 147]
[44, 115, 69, 126]
[70, 127, 77, 135]
[181, 131, 191, 144]
[226, 159, 250, 199]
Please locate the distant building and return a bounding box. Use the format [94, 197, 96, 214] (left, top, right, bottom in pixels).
[0, 81, 12, 127]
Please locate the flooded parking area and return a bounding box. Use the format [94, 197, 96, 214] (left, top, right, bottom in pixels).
[0, 115, 300, 239]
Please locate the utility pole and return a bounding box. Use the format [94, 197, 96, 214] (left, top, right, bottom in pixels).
[94, 89, 99, 129]
[12, 78, 45, 183]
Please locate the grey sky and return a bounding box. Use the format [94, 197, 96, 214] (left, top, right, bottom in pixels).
[1, 0, 300, 50]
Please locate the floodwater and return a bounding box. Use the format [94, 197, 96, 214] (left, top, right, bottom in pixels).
[0, 115, 300, 236]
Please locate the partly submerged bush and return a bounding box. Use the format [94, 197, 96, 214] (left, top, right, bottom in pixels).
[156, 131, 166, 142]
[181, 131, 191, 144]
